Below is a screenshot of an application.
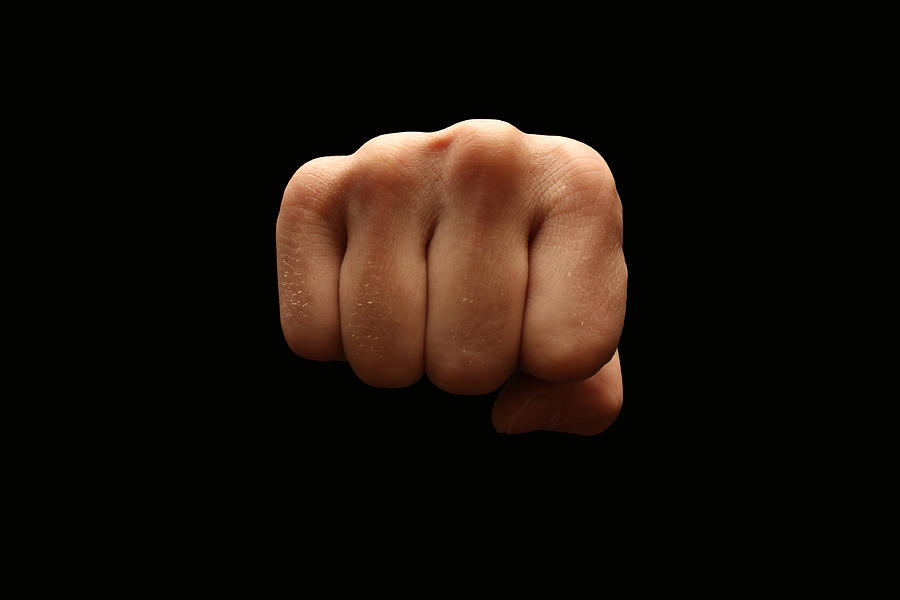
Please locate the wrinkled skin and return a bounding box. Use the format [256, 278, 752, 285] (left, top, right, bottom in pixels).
[276, 119, 626, 435]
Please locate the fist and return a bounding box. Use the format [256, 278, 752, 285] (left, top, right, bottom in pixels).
[276, 120, 626, 435]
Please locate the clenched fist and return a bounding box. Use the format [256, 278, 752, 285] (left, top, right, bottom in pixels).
[276, 120, 627, 435]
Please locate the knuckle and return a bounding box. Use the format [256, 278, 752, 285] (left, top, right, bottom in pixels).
[427, 359, 508, 396]
[445, 119, 526, 187]
[527, 333, 619, 383]
[453, 118, 522, 143]
[281, 322, 343, 362]
[426, 337, 517, 396]
[280, 156, 347, 224]
[545, 140, 622, 223]
[355, 131, 421, 156]
[350, 360, 422, 389]
[353, 132, 426, 178]
[347, 134, 424, 219]
[351, 142, 415, 195]
[553, 139, 616, 194]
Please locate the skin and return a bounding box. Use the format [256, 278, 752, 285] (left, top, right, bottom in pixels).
[276, 119, 626, 435]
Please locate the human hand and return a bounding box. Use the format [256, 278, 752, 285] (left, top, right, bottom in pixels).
[276, 120, 626, 435]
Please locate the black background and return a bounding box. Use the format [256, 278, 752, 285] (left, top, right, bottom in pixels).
[30, 17, 852, 574]
[158, 47, 769, 499]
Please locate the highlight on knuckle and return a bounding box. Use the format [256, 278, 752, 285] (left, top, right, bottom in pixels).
[351, 144, 415, 197]
[544, 140, 621, 219]
[444, 119, 526, 187]
[554, 140, 614, 190]
[340, 153, 421, 229]
[280, 156, 346, 225]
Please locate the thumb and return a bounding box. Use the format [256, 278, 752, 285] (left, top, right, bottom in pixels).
[492, 350, 623, 435]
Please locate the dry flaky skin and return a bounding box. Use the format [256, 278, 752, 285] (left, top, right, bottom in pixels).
[276, 119, 626, 435]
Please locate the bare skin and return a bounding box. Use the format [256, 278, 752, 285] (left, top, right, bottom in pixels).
[276, 119, 626, 435]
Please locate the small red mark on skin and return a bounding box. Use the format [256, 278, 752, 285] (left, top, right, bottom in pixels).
[427, 133, 453, 152]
